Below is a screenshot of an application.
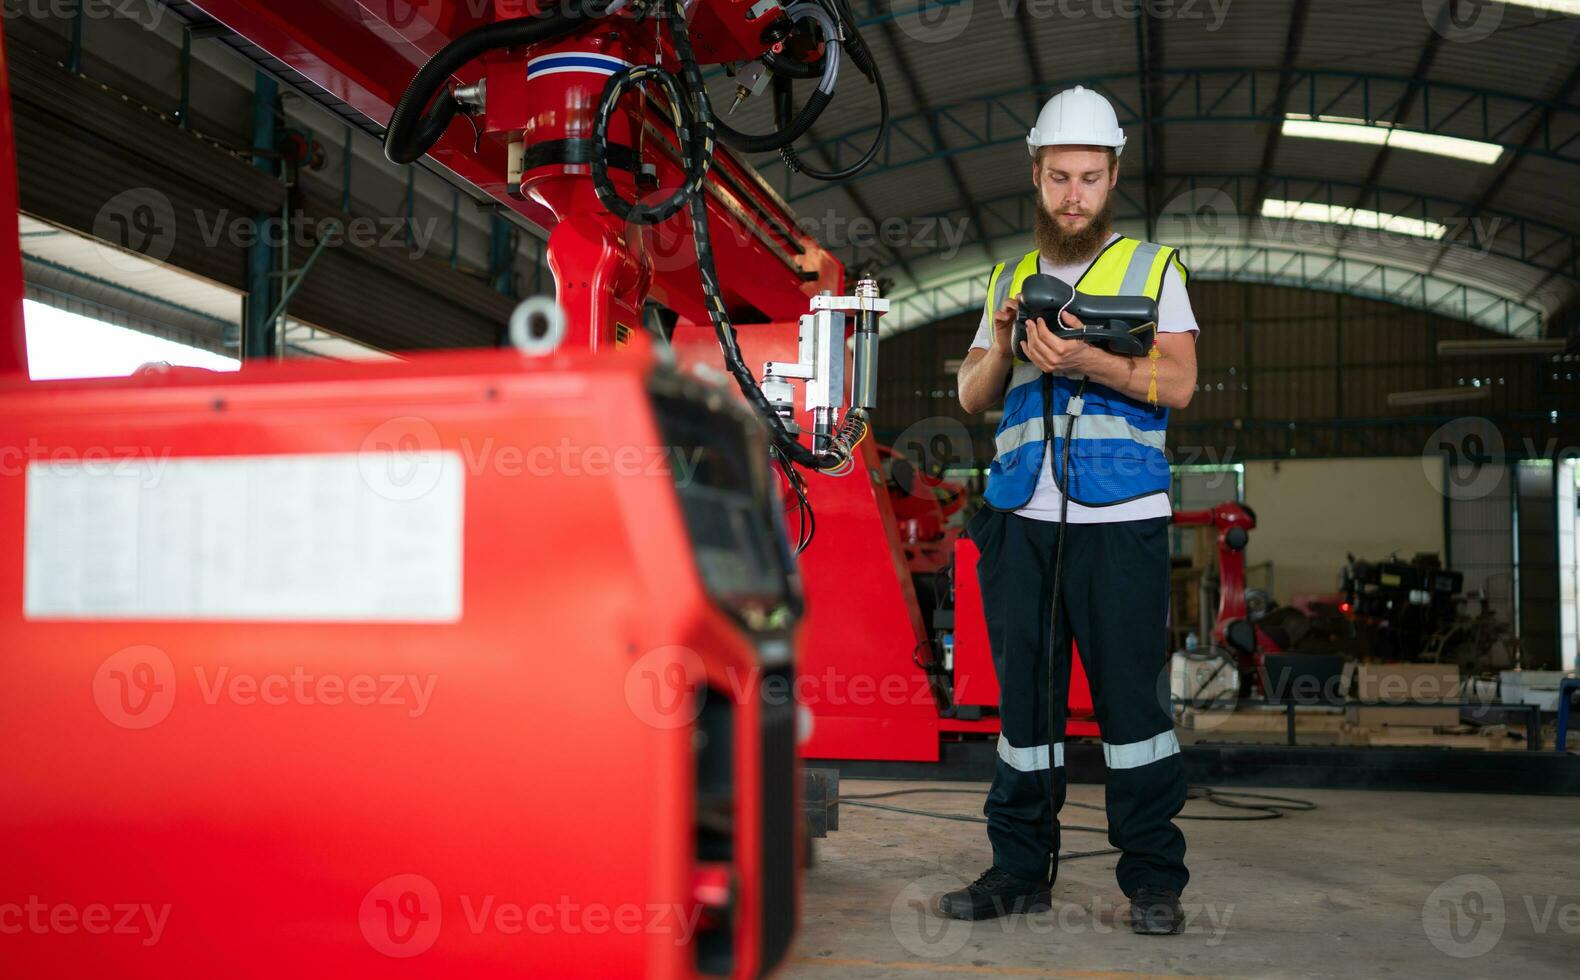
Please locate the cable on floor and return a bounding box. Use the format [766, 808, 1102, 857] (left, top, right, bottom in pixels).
[837, 784, 1318, 837]
[837, 794, 1121, 862]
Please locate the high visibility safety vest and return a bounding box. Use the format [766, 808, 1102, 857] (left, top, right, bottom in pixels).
[982, 237, 1187, 510]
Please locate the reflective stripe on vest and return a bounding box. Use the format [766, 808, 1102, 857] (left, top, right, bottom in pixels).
[995, 414, 1168, 457]
[982, 237, 1184, 510]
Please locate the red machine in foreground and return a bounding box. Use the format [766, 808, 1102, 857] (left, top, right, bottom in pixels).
[1, 342, 804, 977]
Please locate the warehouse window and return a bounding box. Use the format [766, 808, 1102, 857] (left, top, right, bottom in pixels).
[23, 300, 239, 381]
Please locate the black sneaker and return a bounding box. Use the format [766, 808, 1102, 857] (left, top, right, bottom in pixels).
[1129, 886, 1185, 935]
[935, 867, 1051, 920]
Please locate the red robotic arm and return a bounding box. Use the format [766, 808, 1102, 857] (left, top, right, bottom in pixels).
[185, 0, 844, 350]
[1173, 502, 1257, 647]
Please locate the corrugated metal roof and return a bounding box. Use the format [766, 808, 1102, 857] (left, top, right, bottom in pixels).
[146, 0, 1580, 335]
[764, 0, 1580, 335]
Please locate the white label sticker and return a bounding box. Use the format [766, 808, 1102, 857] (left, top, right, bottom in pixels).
[24, 453, 465, 622]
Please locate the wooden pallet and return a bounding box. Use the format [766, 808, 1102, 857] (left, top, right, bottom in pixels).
[1339, 723, 1517, 751]
[1177, 707, 1346, 734]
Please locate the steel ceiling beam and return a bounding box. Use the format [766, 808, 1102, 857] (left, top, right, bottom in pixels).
[1428, 51, 1580, 281]
[869, 16, 988, 278]
[1249, 0, 1311, 212]
[771, 69, 1580, 203]
[1010, 0, 1048, 112]
[867, 172, 1580, 289]
[882, 243, 1543, 339]
[1135, 12, 1164, 240]
[1337, 6, 1446, 248]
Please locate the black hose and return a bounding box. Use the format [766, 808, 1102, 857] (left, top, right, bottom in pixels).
[714, 86, 833, 153]
[383, 11, 589, 165]
[777, 0, 888, 181]
[762, 48, 822, 79]
[825, 0, 875, 82]
[713, 1, 840, 154]
[839, 786, 1316, 823]
[778, 63, 887, 181]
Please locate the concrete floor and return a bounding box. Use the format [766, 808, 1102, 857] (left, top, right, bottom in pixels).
[784, 779, 1580, 979]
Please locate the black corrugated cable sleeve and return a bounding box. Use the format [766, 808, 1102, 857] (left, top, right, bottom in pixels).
[383, 11, 591, 165]
[585, 0, 859, 471]
[665, 1, 861, 470]
[591, 64, 704, 225]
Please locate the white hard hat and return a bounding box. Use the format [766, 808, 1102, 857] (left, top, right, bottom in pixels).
[1026, 86, 1126, 158]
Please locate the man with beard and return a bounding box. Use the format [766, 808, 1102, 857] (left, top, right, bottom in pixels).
[943, 86, 1199, 935]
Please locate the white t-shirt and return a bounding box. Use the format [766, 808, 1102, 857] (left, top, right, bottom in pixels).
[968, 237, 1200, 524]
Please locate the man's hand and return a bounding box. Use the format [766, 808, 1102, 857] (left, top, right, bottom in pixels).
[1021, 309, 1097, 377]
[990, 295, 1019, 358]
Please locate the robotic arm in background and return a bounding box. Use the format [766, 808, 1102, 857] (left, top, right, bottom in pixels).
[1173, 502, 1275, 683]
[187, 0, 890, 477]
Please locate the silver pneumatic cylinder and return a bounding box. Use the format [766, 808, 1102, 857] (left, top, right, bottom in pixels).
[850, 277, 881, 412]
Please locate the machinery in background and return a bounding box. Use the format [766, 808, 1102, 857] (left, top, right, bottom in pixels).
[1170, 503, 1281, 700]
[1420, 593, 1516, 676]
[1340, 552, 1514, 673]
[880, 445, 967, 722]
[1341, 552, 1463, 661]
[880, 446, 967, 577]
